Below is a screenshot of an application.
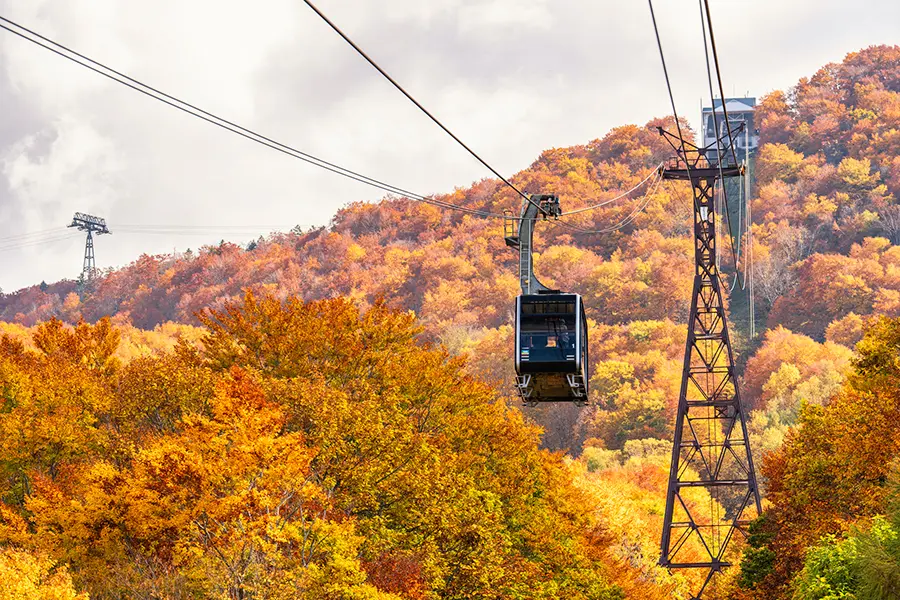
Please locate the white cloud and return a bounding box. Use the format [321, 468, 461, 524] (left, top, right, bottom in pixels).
[457, 0, 553, 35]
[3, 116, 121, 230]
[0, 0, 898, 290]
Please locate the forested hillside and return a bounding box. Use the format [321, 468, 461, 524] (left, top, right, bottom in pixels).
[1, 45, 900, 599]
[0, 117, 688, 333]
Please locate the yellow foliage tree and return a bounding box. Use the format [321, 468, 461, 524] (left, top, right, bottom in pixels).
[0, 548, 87, 600]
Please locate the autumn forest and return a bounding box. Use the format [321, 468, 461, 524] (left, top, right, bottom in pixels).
[2, 46, 900, 599]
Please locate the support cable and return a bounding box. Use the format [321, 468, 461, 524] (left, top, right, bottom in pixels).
[560, 164, 663, 215]
[1, 13, 659, 238]
[553, 170, 664, 234]
[698, 0, 744, 290]
[299, 0, 544, 213]
[0, 230, 78, 247]
[647, 0, 701, 223]
[647, 0, 690, 158]
[702, 0, 738, 167]
[0, 15, 513, 221]
[748, 156, 755, 337]
[0, 227, 70, 244]
[117, 225, 283, 229]
[7, 169, 661, 251]
[117, 225, 287, 233]
[0, 232, 81, 253]
[729, 168, 744, 293]
[117, 228, 284, 237]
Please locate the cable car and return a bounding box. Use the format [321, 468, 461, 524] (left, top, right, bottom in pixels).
[515, 293, 588, 404]
[505, 194, 589, 406]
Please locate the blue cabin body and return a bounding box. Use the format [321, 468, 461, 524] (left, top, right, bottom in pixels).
[514, 293, 588, 404]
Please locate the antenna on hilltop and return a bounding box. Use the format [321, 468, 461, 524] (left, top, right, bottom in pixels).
[68, 212, 110, 281]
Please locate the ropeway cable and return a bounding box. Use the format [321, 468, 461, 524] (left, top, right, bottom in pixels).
[698, 0, 745, 291]
[299, 0, 547, 216]
[0, 14, 660, 234]
[0, 15, 512, 221]
[0, 232, 81, 253]
[552, 170, 664, 234]
[560, 164, 664, 215]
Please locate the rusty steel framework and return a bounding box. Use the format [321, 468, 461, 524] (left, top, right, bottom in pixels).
[657, 127, 761, 599]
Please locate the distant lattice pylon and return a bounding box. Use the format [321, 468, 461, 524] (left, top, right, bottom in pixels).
[68, 212, 110, 281]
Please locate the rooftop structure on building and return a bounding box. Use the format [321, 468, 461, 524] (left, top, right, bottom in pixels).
[701, 97, 758, 160]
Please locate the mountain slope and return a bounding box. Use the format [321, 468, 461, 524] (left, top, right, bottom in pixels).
[2, 44, 900, 600]
[2, 48, 899, 452]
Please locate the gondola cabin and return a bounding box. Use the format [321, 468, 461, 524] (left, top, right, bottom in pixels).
[514, 293, 588, 405]
[504, 194, 590, 406]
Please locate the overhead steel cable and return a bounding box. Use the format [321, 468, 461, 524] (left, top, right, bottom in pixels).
[118, 231, 272, 237]
[116, 226, 288, 237]
[1, 14, 651, 236]
[7, 168, 659, 250]
[116, 224, 295, 233]
[697, 0, 744, 291]
[649, 0, 747, 316]
[647, 0, 703, 223]
[0, 232, 80, 253]
[552, 169, 664, 235]
[117, 224, 285, 229]
[560, 164, 664, 216]
[0, 231, 77, 247]
[299, 0, 544, 214]
[0, 234, 78, 250]
[701, 0, 737, 548]
[0, 15, 420, 199]
[647, 0, 690, 159]
[0, 16, 514, 221]
[702, 0, 739, 168]
[0, 227, 69, 243]
[648, 0, 744, 296]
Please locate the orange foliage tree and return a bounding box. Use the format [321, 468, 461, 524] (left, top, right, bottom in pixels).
[0, 294, 683, 598]
[732, 316, 900, 598]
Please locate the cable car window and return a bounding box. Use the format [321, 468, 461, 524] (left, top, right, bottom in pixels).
[519, 305, 577, 363]
[522, 301, 575, 315]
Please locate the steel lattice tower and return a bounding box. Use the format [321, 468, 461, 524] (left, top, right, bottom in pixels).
[657, 128, 761, 599]
[68, 213, 110, 281]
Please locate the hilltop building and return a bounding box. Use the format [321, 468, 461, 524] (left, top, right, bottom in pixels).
[701, 97, 758, 161]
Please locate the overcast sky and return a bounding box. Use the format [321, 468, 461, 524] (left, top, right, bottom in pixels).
[0, 0, 898, 292]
